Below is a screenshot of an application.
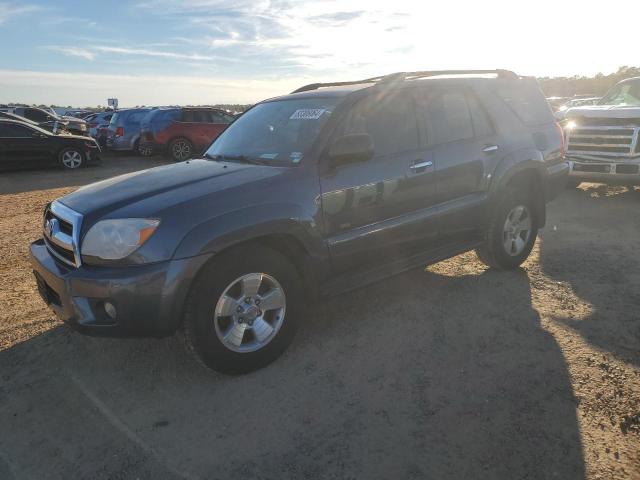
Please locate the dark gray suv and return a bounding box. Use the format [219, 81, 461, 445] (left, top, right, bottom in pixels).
[30, 70, 568, 373]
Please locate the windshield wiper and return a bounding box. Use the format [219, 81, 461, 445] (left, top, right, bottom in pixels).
[204, 153, 265, 165]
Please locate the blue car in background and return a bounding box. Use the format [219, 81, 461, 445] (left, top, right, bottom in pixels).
[106, 108, 151, 153]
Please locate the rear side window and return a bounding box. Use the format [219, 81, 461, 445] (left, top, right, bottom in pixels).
[427, 91, 474, 144]
[210, 111, 234, 124]
[109, 113, 119, 126]
[495, 80, 553, 125]
[127, 111, 146, 125]
[341, 90, 419, 157]
[181, 110, 196, 122]
[25, 108, 49, 122]
[467, 94, 493, 137]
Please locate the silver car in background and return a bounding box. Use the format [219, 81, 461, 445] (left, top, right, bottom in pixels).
[106, 108, 151, 152]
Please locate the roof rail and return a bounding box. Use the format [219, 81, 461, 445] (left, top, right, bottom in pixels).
[291, 69, 518, 94]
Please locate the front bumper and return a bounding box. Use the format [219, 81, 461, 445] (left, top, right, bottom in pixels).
[568, 158, 640, 183]
[546, 161, 570, 201]
[30, 239, 213, 337]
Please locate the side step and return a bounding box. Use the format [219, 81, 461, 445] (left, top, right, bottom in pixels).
[320, 240, 482, 297]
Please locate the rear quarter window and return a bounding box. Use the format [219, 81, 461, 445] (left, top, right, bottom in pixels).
[495, 79, 553, 126]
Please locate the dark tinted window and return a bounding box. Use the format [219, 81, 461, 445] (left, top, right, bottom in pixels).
[210, 111, 234, 124]
[467, 94, 493, 137]
[341, 91, 419, 157]
[127, 111, 146, 124]
[496, 79, 553, 125]
[181, 110, 196, 122]
[0, 124, 33, 137]
[24, 108, 50, 122]
[428, 91, 474, 144]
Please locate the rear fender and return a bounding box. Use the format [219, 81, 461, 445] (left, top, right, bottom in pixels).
[489, 149, 547, 227]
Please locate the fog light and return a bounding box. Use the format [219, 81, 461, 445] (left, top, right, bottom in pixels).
[104, 301, 117, 320]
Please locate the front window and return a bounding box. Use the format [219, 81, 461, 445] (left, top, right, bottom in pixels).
[599, 81, 640, 106]
[204, 97, 339, 165]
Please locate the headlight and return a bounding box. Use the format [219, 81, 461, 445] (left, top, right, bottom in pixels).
[82, 218, 160, 260]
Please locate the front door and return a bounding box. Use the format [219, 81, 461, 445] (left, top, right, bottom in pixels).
[0, 123, 50, 169]
[320, 88, 439, 274]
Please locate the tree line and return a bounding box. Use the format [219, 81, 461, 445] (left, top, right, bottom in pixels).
[538, 66, 640, 97]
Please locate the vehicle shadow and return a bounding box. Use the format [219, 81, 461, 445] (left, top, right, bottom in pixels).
[0, 153, 169, 195]
[0, 266, 585, 479]
[539, 184, 640, 368]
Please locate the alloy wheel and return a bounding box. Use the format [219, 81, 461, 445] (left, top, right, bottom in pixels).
[502, 205, 532, 256]
[61, 150, 82, 169]
[213, 273, 286, 353]
[172, 140, 191, 161]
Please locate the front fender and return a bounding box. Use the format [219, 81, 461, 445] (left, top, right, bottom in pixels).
[172, 202, 324, 260]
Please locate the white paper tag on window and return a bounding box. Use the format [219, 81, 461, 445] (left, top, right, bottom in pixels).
[290, 109, 325, 120]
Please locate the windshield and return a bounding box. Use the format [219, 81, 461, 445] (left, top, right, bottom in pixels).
[204, 97, 339, 165]
[598, 80, 640, 106]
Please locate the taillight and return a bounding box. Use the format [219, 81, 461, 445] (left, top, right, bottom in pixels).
[115, 127, 124, 137]
[556, 122, 566, 157]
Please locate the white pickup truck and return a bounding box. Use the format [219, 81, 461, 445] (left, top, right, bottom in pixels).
[564, 77, 640, 186]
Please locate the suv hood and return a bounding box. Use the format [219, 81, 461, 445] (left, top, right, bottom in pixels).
[566, 105, 640, 119]
[60, 159, 285, 218]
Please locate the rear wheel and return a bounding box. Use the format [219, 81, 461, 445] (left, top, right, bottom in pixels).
[183, 245, 302, 374]
[59, 147, 84, 169]
[476, 188, 538, 270]
[169, 138, 193, 162]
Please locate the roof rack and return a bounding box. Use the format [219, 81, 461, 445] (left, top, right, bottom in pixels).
[291, 69, 518, 94]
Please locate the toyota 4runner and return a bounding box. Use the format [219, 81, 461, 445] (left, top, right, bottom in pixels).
[30, 70, 568, 373]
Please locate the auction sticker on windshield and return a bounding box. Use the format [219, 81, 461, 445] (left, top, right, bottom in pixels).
[290, 109, 325, 120]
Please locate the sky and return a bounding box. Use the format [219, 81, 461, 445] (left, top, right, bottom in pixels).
[0, 0, 638, 107]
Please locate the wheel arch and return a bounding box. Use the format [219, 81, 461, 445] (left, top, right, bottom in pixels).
[490, 151, 547, 228]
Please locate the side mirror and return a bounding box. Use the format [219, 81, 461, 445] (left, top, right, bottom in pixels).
[329, 133, 374, 167]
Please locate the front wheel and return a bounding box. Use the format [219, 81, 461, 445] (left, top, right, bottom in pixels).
[476, 188, 538, 270]
[183, 245, 302, 374]
[169, 138, 193, 162]
[59, 147, 84, 169]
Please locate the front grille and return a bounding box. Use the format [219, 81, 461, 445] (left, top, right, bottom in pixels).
[566, 122, 640, 160]
[43, 201, 83, 268]
[576, 117, 640, 127]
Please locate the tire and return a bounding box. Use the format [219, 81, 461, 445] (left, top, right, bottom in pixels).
[475, 187, 538, 270]
[169, 138, 193, 162]
[183, 245, 303, 374]
[58, 147, 84, 169]
[138, 142, 154, 157]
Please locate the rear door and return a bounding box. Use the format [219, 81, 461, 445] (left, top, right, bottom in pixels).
[320, 88, 439, 273]
[417, 88, 499, 240]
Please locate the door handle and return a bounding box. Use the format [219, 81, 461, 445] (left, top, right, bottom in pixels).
[482, 144, 499, 153]
[409, 160, 433, 172]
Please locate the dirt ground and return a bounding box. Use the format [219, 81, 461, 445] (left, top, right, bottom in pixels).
[0, 155, 639, 480]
